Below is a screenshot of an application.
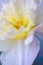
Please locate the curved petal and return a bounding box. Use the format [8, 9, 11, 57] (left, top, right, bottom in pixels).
[1, 37, 40, 65]
[25, 31, 34, 45]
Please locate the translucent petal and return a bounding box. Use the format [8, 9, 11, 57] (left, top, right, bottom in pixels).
[1, 37, 40, 65]
[0, 39, 16, 52]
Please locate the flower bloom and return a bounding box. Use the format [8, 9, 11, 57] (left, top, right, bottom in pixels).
[0, 0, 43, 65]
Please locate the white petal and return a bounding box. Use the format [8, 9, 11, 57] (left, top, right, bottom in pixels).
[35, 0, 43, 33]
[35, 23, 43, 33]
[0, 39, 16, 52]
[1, 37, 40, 65]
[25, 31, 34, 45]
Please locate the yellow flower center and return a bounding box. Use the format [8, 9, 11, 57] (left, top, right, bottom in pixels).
[11, 17, 30, 30]
[2, 15, 35, 40]
[2, 2, 35, 40]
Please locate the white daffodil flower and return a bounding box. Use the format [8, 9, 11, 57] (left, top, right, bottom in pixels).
[0, 0, 43, 65]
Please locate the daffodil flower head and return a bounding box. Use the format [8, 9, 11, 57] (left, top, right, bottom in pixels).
[0, 0, 41, 41]
[0, 0, 42, 65]
[0, 1, 42, 52]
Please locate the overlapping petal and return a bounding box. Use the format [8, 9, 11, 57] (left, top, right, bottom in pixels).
[0, 0, 42, 52]
[0, 0, 42, 65]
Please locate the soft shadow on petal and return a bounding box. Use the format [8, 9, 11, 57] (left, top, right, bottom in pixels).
[0, 39, 16, 52]
[1, 37, 40, 65]
[25, 31, 34, 45]
[25, 34, 34, 45]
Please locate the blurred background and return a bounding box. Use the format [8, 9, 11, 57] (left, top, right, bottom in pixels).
[33, 33, 43, 65]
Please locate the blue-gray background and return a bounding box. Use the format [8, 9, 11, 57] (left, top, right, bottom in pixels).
[33, 33, 43, 65]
